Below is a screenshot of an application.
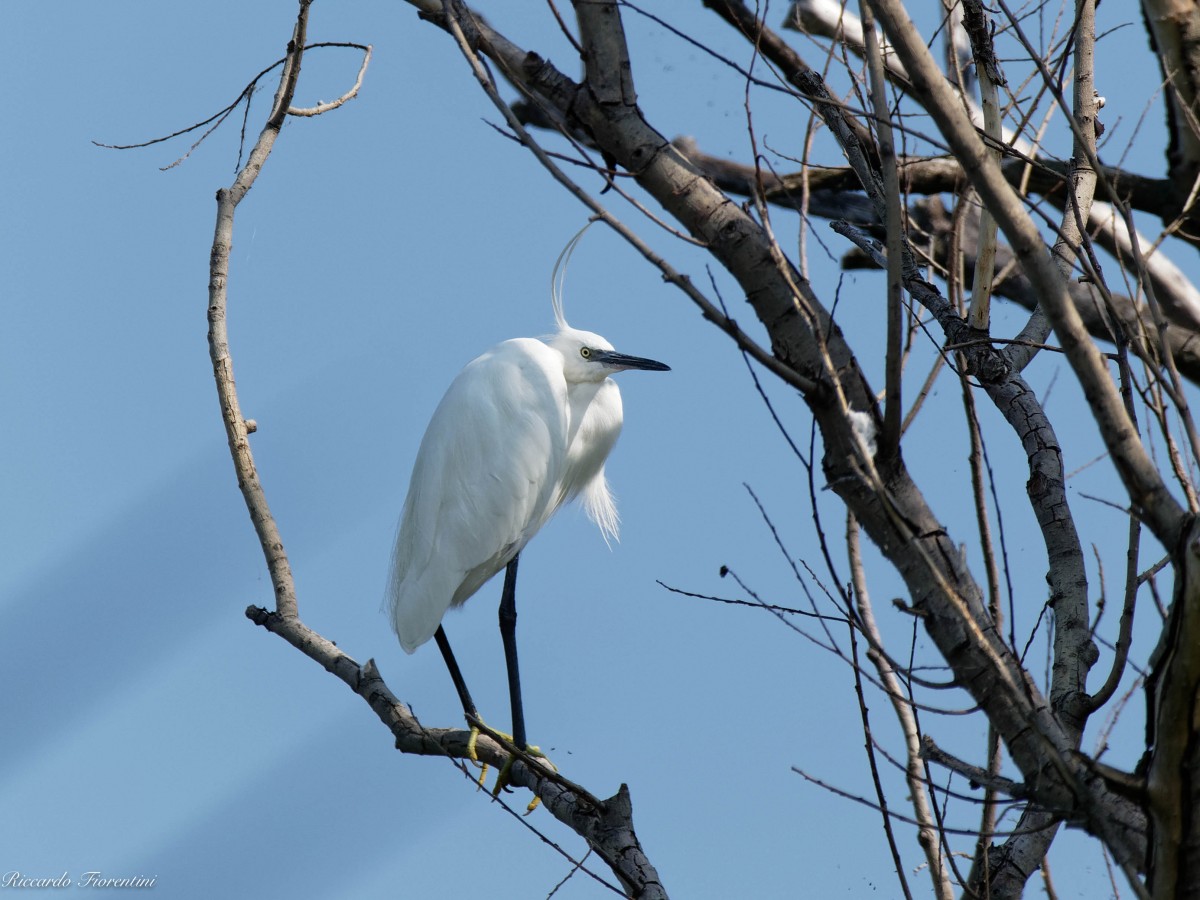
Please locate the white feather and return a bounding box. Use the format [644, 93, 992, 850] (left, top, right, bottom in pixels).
[386, 222, 666, 654]
[386, 328, 653, 652]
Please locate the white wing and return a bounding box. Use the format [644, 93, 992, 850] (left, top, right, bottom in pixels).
[386, 339, 570, 653]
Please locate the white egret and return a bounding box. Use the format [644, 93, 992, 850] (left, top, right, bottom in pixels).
[385, 243, 669, 760]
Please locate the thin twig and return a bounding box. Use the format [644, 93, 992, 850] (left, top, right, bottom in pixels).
[288, 44, 373, 115]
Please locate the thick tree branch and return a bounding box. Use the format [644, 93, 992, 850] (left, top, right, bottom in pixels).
[900, 199, 1200, 387]
[670, 141, 1200, 377]
[869, 0, 1186, 552]
[1141, 0, 1200, 242]
[1143, 521, 1200, 899]
[786, 0, 1200, 262]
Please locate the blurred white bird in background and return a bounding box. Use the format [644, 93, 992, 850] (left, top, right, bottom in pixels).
[385, 227, 669, 762]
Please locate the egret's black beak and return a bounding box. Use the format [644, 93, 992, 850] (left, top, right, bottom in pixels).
[592, 350, 671, 372]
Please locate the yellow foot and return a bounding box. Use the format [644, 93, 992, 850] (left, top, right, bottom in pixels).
[464, 717, 555, 813]
[465, 720, 507, 791]
[490, 742, 545, 792]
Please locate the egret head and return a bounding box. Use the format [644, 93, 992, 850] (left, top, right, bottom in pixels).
[547, 222, 670, 384]
[548, 327, 671, 384]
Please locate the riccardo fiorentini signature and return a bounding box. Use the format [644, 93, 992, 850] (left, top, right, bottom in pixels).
[2, 871, 157, 889]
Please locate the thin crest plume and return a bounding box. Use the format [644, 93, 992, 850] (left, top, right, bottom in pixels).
[551, 219, 597, 330]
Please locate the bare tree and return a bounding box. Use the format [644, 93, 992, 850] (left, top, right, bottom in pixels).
[171, 0, 1200, 896]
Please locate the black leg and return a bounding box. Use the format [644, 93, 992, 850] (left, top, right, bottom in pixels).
[498, 554, 526, 750]
[434, 625, 478, 721]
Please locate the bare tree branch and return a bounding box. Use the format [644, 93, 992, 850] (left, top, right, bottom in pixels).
[869, 0, 1186, 551]
[207, 0, 312, 622]
[1141, 0, 1200, 242]
[849, 515, 954, 899]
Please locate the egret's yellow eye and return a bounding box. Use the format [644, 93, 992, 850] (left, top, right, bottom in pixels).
[580, 347, 592, 359]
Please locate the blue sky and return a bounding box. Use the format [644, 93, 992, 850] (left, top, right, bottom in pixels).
[1, 2, 1186, 897]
